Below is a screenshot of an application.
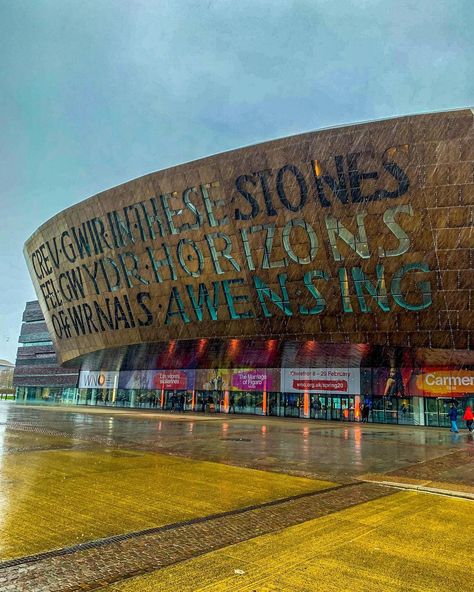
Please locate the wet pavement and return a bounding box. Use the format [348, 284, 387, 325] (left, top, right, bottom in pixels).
[2, 403, 473, 480]
[0, 402, 472, 591]
[99, 491, 473, 592]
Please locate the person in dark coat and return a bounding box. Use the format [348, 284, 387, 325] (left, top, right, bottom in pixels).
[362, 403, 370, 423]
[448, 403, 459, 433]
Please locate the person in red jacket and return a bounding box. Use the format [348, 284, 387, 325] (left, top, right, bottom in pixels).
[463, 405, 473, 432]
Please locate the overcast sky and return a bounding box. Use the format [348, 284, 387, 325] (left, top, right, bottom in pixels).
[0, 0, 472, 362]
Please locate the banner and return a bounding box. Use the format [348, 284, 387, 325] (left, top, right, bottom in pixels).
[230, 369, 277, 392]
[119, 369, 195, 390]
[281, 368, 360, 394]
[79, 371, 119, 389]
[415, 370, 474, 396]
[195, 369, 231, 391]
[362, 367, 474, 398]
[371, 367, 412, 397]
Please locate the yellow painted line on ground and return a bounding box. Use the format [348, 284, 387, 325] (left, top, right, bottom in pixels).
[360, 473, 430, 486]
[425, 480, 474, 495]
[360, 473, 474, 496]
[361, 479, 474, 500]
[100, 491, 473, 592]
[0, 446, 333, 560]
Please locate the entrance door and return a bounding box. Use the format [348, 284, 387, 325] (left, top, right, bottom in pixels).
[329, 396, 355, 421]
[330, 396, 342, 420]
[184, 390, 193, 411]
[267, 393, 278, 416]
[311, 395, 329, 420]
[283, 393, 301, 417]
[234, 392, 255, 414]
[425, 398, 456, 428]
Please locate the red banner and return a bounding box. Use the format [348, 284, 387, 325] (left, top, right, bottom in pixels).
[293, 379, 348, 392]
[152, 370, 188, 390]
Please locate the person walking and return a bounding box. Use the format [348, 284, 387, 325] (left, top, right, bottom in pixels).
[463, 405, 473, 432]
[206, 394, 215, 414]
[448, 403, 459, 433]
[228, 394, 235, 414]
[362, 403, 370, 423]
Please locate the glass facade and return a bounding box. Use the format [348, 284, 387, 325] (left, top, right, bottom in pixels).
[15, 385, 474, 429]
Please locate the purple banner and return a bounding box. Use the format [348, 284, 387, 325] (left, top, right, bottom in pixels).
[231, 369, 273, 391]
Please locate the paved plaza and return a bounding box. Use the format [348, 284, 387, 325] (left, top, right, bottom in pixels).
[0, 402, 473, 591]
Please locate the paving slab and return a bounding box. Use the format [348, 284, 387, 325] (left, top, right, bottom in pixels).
[97, 491, 473, 592]
[0, 483, 391, 591]
[1, 403, 473, 591]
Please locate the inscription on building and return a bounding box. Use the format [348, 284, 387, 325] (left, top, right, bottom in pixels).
[24, 109, 473, 362]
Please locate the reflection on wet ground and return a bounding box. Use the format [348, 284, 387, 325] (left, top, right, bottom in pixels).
[0, 402, 472, 591]
[1, 402, 471, 483]
[0, 406, 331, 560]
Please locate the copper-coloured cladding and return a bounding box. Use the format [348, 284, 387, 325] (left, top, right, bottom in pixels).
[23, 109, 474, 364]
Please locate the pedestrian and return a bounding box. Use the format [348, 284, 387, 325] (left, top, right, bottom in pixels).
[228, 394, 235, 414]
[207, 394, 215, 414]
[463, 405, 473, 432]
[179, 393, 185, 412]
[448, 403, 459, 433]
[362, 403, 370, 423]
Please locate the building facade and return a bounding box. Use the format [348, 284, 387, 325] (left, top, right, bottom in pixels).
[0, 359, 14, 397]
[13, 301, 79, 403]
[17, 108, 474, 427]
